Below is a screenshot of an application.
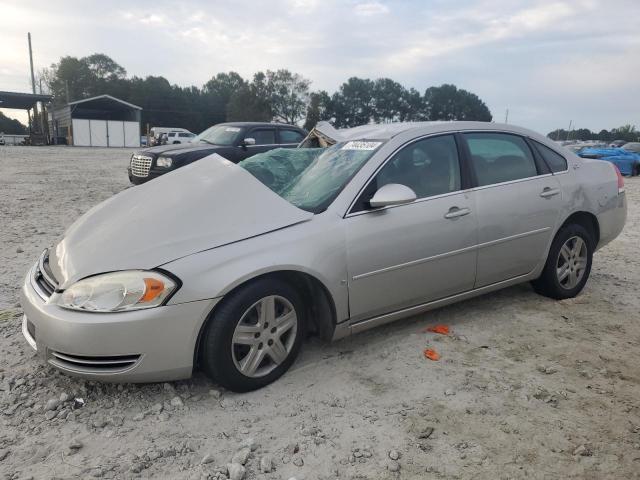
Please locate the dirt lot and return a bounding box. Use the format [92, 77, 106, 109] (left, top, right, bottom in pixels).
[1, 146, 639, 480]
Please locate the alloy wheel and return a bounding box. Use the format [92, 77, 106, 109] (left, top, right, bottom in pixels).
[231, 295, 298, 378]
[556, 236, 588, 289]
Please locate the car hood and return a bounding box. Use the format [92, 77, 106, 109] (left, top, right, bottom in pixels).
[140, 142, 222, 156]
[49, 154, 313, 288]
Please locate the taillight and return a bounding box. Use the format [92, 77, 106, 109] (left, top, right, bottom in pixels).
[614, 165, 625, 194]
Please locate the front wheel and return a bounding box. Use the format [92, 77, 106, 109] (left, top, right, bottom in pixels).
[200, 278, 305, 392]
[531, 224, 593, 300]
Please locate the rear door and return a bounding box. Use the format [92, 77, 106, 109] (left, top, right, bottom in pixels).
[462, 132, 563, 287]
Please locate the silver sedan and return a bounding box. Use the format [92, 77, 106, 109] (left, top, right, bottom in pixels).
[20, 121, 627, 391]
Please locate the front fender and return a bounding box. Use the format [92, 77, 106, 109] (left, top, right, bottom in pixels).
[161, 215, 350, 323]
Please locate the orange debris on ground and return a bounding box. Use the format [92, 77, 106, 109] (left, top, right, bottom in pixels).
[423, 348, 440, 361]
[424, 324, 450, 335]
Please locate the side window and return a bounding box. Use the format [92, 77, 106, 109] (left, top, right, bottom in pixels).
[533, 141, 568, 173]
[280, 129, 305, 144]
[374, 135, 461, 201]
[249, 129, 276, 145]
[464, 133, 538, 186]
[179, 132, 190, 138]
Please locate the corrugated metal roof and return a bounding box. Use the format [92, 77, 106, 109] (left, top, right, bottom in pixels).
[0, 91, 52, 109]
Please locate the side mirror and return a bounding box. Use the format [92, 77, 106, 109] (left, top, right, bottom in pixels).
[242, 137, 256, 147]
[369, 183, 417, 208]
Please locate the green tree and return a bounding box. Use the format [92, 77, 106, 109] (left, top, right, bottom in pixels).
[45, 56, 94, 104]
[226, 73, 272, 122]
[0, 111, 27, 134]
[304, 90, 332, 131]
[598, 129, 611, 142]
[84, 53, 127, 80]
[423, 84, 492, 121]
[372, 78, 407, 123]
[399, 87, 424, 121]
[612, 124, 638, 142]
[204, 72, 246, 124]
[264, 69, 311, 124]
[332, 77, 376, 127]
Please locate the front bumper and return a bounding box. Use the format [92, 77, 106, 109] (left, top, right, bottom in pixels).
[20, 266, 219, 382]
[127, 167, 166, 185]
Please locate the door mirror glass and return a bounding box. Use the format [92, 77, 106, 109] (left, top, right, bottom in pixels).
[369, 183, 417, 208]
[243, 137, 256, 146]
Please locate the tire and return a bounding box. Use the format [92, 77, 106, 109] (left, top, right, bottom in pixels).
[200, 278, 305, 392]
[531, 223, 593, 300]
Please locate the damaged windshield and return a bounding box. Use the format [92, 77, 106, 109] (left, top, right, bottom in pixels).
[195, 125, 243, 146]
[239, 141, 383, 213]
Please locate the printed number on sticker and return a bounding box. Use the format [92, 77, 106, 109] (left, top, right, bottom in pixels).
[342, 141, 382, 151]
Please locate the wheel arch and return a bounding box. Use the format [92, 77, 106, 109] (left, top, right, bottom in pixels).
[192, 269, 338, 371]
[558, 210, 600, 247]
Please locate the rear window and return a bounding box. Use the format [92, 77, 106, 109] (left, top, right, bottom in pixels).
[280, 129, 305, 144]
[533, 141, 568, 173]
[250, 129, 276, 145]
[464, 133, 538, 186]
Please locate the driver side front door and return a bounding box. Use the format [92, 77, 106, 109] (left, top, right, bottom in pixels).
[344, 134, 478, 323]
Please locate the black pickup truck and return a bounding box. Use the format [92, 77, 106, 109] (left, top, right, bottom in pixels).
[128, 122, 307, 184]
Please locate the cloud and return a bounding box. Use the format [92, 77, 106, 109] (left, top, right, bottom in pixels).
[353, 1, 390, 16]
[139, 14, 167, 25]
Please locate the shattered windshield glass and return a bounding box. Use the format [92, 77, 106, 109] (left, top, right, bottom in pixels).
[239, 142, 383, 213]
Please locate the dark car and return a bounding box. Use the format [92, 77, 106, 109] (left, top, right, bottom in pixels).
[128, 122, 307, 184]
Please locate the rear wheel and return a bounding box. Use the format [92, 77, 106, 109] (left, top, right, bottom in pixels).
[531, 224, 593, 300]
[200, 278, 305, 392]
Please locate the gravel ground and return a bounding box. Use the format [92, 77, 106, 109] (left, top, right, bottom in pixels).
[1, 146, 639, 480]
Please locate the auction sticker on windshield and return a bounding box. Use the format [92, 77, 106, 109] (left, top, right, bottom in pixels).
[342, 141, 382, 150]
[225, 127, 241, 132]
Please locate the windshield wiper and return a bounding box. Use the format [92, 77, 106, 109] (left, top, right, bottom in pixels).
[199, 139, 215, 145]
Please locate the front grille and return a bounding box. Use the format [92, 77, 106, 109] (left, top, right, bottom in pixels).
[33, 250, 58, 300]
[49, 351, 141, 374]
[130, 155, 153, 177]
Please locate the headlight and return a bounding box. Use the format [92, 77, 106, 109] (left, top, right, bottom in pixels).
[156, 156, 173, 168]
[58, 271, 177, 312]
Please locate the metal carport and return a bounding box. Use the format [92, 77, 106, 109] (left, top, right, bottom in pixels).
[0, 91, 52, 145]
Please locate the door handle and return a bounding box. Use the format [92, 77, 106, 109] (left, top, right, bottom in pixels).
[540, 187, 560, 198]
[444, 207, 471, 219]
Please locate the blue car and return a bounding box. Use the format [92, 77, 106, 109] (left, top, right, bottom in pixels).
[578, 147, 640, 176]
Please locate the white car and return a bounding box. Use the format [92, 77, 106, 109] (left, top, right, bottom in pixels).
[166, 131, 196, 144]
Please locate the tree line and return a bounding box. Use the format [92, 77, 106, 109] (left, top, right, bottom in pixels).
[547, 124, 639, 143]
[0, 111, 29, 134]
[36, 53, 492, 133]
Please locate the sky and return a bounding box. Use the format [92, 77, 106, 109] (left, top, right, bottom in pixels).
[1, 0, 639, 134]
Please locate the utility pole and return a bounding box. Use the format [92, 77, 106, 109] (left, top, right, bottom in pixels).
[28, 33, 38, 120]
[566, 120, 572, 141]
[504, 108, 509, 124]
